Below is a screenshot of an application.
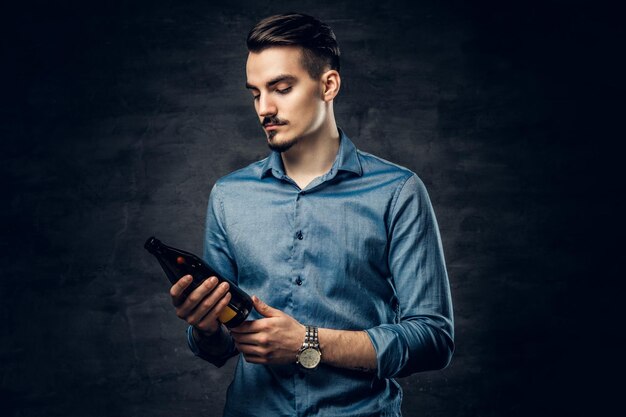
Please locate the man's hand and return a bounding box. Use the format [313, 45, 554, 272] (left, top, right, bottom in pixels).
[230, 296, 305, 365]
[170, 275, 232, 336]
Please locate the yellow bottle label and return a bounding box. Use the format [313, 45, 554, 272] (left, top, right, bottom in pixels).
[218, 306, 237, 324]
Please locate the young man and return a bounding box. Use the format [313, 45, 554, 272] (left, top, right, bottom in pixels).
[169, 13, 454, 417]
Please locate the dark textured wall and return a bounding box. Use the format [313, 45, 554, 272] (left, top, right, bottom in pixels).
[2, 0, 622, 416]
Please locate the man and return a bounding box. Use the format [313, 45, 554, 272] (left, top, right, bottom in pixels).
[169, 13, 453, 417]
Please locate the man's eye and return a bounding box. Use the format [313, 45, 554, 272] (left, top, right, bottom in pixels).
[276, 87, 292, 95]
[253, 95, 260, 101]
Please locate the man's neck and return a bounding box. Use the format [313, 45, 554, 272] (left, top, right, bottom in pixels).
[280, 121, 340, 189]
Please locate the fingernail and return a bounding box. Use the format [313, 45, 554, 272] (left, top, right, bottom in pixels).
[210, 277, 218, 284]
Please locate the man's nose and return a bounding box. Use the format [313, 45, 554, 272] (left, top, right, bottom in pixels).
[257, 94, 277, 118]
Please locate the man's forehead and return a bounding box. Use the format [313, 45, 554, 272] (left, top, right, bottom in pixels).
[246, 46, 306, 85]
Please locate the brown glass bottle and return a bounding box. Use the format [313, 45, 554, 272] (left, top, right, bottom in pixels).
[144, 236, 252, 328]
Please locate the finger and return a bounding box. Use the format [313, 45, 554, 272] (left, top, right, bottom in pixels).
[175, 276, 219, 318]
[194, 291, 232, 332]
[185, 281, 230, 326]
[231, 331, 264, 346]
[229, 320, 254, 333]
[235, 341, 268, 358]
[170, 275, 193, 306]
[252, 295, 281, 318]
[229, 318, 269, 334]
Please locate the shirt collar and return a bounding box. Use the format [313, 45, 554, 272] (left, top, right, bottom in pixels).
[260, 127, 363, 179]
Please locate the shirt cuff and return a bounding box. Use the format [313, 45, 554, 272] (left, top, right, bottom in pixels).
[365, 325, 408, 379]
[365, 321, 453, 379]
[186, 325, 237, 368]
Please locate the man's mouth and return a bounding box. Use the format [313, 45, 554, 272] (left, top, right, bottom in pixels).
[264, 123, 285, 131]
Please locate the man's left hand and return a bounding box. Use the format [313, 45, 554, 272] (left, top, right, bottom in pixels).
[230, 296, 306, 365]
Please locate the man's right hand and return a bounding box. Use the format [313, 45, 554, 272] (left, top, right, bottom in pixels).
[170, 275, 232, 336]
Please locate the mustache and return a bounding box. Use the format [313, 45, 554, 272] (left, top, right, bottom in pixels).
[262, 116, 287, 126]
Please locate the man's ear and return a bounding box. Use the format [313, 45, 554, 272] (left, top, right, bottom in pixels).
[321, 70, 341, 102]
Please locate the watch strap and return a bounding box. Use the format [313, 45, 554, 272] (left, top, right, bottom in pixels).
[302, 325, 319, 349]
[297, 325, 321, 369]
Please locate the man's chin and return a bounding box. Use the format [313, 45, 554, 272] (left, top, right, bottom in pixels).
[268, 141, 296, 153]
[267, 134, 298, 153]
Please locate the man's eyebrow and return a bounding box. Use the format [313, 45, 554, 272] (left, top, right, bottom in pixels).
[245, 74, 297, 90]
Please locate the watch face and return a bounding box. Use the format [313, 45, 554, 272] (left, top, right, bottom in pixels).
[299, 348, 321, 369]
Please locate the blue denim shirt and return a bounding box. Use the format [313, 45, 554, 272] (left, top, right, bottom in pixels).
[188, 129, 454, 417]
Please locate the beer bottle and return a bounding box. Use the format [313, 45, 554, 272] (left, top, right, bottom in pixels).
[144, 236, 252, 328]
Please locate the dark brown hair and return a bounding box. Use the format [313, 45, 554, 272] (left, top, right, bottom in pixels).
[246, 13, 340, 80]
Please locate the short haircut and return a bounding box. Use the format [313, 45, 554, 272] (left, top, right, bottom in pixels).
[246, 13, 340, 80]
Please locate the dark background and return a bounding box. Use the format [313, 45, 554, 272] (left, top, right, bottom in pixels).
[1, 0, 623, 416]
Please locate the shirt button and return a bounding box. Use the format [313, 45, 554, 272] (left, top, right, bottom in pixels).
[296, 231, 303, 240]
[295, 277, 303, 286]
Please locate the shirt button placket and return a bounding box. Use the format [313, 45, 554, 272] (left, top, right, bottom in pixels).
[293, 195, 305, 416]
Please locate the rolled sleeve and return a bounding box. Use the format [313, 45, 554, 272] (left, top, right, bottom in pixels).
[187, 325, 238, 368]
[366, 174, 454, 379]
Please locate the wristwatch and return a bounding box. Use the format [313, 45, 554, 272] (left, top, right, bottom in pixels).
[296, 325, 321, 369]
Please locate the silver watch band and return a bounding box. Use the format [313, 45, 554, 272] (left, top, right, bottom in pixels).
[303, 325, 319, 349]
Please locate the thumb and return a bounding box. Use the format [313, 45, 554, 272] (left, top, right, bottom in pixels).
[252, 295, 281, 318]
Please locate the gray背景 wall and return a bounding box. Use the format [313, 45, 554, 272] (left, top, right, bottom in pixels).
[1, 0, 622, 416]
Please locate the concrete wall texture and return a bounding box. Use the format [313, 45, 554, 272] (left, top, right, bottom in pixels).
[2, 0, 622, 416]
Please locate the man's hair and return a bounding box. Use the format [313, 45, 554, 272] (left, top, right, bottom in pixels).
[247, 13, 340, 80]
